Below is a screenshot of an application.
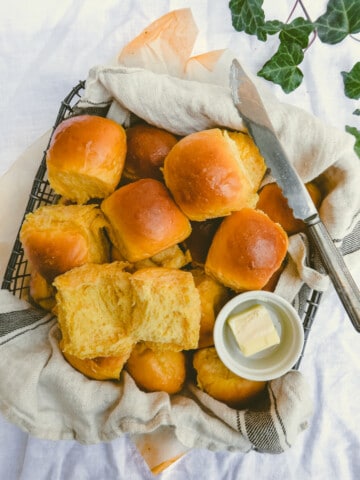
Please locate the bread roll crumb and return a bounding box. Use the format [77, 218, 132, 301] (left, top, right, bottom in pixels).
[54, 262, 134, 359]
[130, 267, 201, 351]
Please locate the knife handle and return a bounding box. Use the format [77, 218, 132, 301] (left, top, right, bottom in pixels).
[307, 220, 360, 332]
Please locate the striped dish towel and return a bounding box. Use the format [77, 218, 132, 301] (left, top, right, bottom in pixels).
[0, 288, 311, 453]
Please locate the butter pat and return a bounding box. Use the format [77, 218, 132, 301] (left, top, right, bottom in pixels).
[227, 304, 280, 357]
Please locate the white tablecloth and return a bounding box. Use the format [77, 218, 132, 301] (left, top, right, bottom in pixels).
[1, 1, 359, 478]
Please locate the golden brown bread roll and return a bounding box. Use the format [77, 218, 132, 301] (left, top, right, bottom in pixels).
[101, 178, 192, 262]
[62, 350, 132, 381]
[191, 268, 231, 348]
[205, 208, 288, 291]
[261, 260, 286, 292]
[256, 181, 322, 235]
[126, 343, 186, 394]
[130, 267, 201, 351]
[185, 218, 222, 265]
[163, 129, 266, 221]
[54, 262, 135, 359]
[29, 270, 56, 311]
[193, 347, 266, 408]
[123, 123, 178, 181]
[46, 115, 127, 204]
[20, 204, 110, 282]
[111, 243, 192, 271]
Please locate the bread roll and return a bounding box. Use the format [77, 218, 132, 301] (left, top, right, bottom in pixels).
[193, 347, 266, 408]
[191, 268, 231, 348]
[111, 243, 192, 270]
[46, 115, 126, 204]
[257, 182, 322, 235]
[163, 129, 266, 221]
[131, 245, 192, 270]
[29, 270, 56, 311]
[205, 208, 288, 291]
[126, 343, 186, 394]
[185, 218, 222, 265]
[54, 262, 135, 359]
[20, 204, 110, 282]
[124, 123, 178, 181]
[62, 351, 132, 381]
[55, 263, 200, 358]
[130, 267, 201, 351]
[101, 178, 192, 262]
[261, 260, 286, 292]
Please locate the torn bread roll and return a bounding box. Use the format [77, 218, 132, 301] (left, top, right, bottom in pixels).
[46, 115, 127, 204]
[130, 267, 201, 351]
[54, 262, 135, 359]
[163, 129, 266, 221]
[20, 204, 110, 283]
[205, 208, 288, 291]
[101, 178, 191, 262]
[55, 264, 201, 360]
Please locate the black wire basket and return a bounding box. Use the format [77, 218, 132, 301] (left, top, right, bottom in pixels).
[1, 82, 322, 368]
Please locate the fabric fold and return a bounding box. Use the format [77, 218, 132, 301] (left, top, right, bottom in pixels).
[0, 290, 312, 452]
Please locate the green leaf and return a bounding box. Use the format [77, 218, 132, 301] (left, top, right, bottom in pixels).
[258, 42, 304, 93]
[279, 17, 315, 48]
[354, 109, 360, 116]
[315, 0, 360, 44]
[262, 20, 284, 36]
[229, 0, 267, 41]
[341, 62, 360, 99]
[345, 125, 360, 158]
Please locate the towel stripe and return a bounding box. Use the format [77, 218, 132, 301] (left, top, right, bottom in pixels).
[0, 308, 49, 337]
[243, 389, 283, 453]
[0, 314, 56, 346]
[268, 382, 291, 450]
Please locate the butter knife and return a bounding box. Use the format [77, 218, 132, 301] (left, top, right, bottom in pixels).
[230, 59, 360, 332]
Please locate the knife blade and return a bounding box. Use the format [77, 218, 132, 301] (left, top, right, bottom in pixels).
[230, 58, 360, 332]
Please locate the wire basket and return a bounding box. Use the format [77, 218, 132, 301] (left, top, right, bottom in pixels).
[1, 82, 322, 367]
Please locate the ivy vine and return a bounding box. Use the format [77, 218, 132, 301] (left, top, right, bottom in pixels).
[229, 0, 360, 157]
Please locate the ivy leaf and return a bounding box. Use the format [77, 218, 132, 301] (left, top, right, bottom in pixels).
[345, 125, 360, 158]
[354, 109, 360, 116]
[229, 0, 267, 41]
[341, 62, 360, 99]
[258, 41, 304, 93]
[279, 17, 315, 48]
[262, 20, 284, 35]
[315, 0, 360, 44]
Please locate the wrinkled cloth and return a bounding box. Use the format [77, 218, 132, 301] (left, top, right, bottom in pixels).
[78, 60, 360, 244]
[0, 289, 312, 453]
